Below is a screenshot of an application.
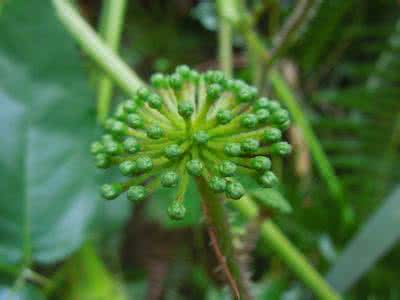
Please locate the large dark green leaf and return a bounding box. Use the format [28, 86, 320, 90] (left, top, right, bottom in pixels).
[0, 284, 45, 300]
[0, 0, 98, 268]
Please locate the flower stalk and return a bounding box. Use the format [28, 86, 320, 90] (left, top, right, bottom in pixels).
[196, 177, 252, 300]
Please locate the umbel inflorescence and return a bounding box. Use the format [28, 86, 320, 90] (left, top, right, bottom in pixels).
[91, 66, 291, 220]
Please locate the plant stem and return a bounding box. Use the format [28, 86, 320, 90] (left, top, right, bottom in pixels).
[231, 195, 342, 300]
[195, 178, 253, 300]
[261, 221, 341, 300]
[53, 0, 145, 99]
[97, 0, 127, 123]
[267, 0, 316, 68]
[217, 0, 233, 78]
[269, 70, 353, 223]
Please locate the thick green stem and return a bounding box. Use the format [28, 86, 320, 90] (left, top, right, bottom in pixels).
[53, 0, 145, 99]
[217, 0, 233, 78]
[97, 0, 127, 123]
[260, 221, 341, 300]
[231, 196, 342, 300]
[196, 178, 252, 300]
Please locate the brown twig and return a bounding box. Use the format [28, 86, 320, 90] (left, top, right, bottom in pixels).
[202, 202, 241, 299]
[196, 177, 253, 300]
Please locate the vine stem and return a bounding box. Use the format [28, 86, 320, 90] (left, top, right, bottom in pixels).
[269, 70, 353, 224]
[52, 0, 145, 98]
[226, 2, 350, 222]
[231, 195, 342, 300]
[195, 178, 253, 300]
[217, 0, 233, 78]
[96, 0, 127, 123]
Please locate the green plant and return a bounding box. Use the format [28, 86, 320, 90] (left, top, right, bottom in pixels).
[92, 67, 291, 219]
[52, 0, 341, 299]
[2, 0, 398, 299]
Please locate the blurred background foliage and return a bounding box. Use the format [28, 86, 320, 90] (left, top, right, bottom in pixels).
[0, 0, 399, 299]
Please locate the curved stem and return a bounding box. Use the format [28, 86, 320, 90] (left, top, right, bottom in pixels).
[96, 0, 127, 123]
[269, 70, 352, 224]
[231, 196, 342, 300]
[217, 0, 233, 78]
[53, 0, 145, 98]
[195, 178, 253, 300]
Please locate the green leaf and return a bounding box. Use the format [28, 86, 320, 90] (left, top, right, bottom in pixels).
[0, 0, 98, 267]
[0, 284, 45, 300]
[58, 243, 126, 300]
[250, 188, 292, 214]
[191, 1, 217, 31]
[326, 185, 400, 292]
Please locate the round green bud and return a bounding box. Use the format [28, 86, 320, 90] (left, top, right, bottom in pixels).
[204, 70, 225, 85]
[105, 119, 128, 135]
[254, 97, 269, 110]
[241, 138, 260, 153]
[135, 156, 153, 172]
[186, 159, 203, 176]
[126, 113, 144, 129]
[127, 185, 146, 202]
[151, 73, 168, 89]
[176, 65, 191, 79]
[136, 87, 151, 102]
[241, 113, 258, 129]
[207, 83, 223, 101]
[237, 86, 257, 103]
[255, 109, 270, 124]
[209, 176, 227, 193]
[147, 93, 162, 110]
[104, 140, 122, 155]
[147, 125, 164, 139]
[250, 156, 271, 172]
[258, 171, 278, 188]
[114, 104, 127, 121]
[216, 109, 233, 125]
[123, 99, 138, 113]
[178, 101, 194, 119]
[90, 141, 104, 155]
[167, 201, 186, 220]
[224, 79, 235, 90]
[95, 153, 110, 168]
[101, 134, 114, 143]
[204, 70, 214, 83]
[164, 144, 183, 160]
[193, 131, 209, 145]
[271, 109, 289, 125]
[123, 137, 141, 154]
[266, 100, 281, 112]
[100, 183, 122, 200]
[270, 142, 292, 156]
[188, 70, 200, 83]
[119, 160, 136, 176]
[169, 73, 183, 90]
[224, 142, 242, 156]
[279, 120, 291, 131]
[263, 128, 282, 143]
[219, 160, 237, 177]
[225, 181, 245, 200]
[229, 79, 246, 94]
[161, 171, 179, 187]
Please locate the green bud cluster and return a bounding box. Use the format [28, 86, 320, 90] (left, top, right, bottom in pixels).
[91, 66, 292, 221]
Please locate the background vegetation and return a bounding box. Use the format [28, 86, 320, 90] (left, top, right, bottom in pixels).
[0, 0, 399, 299]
